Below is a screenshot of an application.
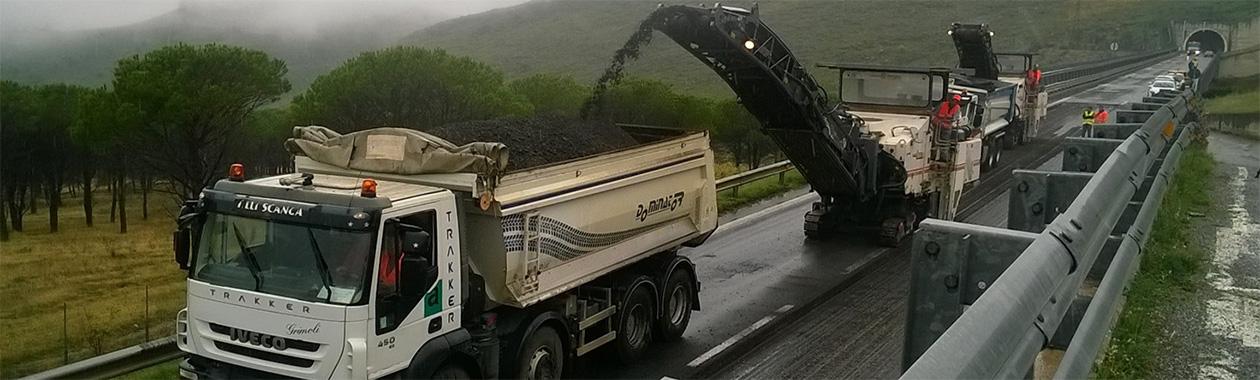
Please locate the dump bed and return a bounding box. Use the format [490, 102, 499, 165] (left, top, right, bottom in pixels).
[295, 131, 718, 308]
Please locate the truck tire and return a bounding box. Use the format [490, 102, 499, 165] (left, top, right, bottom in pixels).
[615, 285, 655, 364]
[516, 326, 563, 380]
[432, 363, 471, 379]
[655, 269, 694, 342]
[981, 139, 993, 171]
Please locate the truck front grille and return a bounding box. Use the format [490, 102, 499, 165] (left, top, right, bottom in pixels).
[213, 341, 316, 368]
[208, 323, 321, 352]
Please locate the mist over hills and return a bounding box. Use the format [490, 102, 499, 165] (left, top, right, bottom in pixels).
[2, 0, 1256, 98]
[0, 1, 453, 91]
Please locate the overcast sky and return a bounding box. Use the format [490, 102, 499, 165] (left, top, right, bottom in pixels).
[0, 0, 531, 32]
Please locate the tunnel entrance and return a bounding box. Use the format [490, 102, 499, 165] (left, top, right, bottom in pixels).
[1184, 29, 1227, 54]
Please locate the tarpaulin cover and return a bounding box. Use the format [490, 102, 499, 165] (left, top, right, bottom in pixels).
[285, 126, 508, 177]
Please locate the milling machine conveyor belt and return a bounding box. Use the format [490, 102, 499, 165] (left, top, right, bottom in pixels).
[949, 23, 1001, 80]
[650, 4, 891, 201]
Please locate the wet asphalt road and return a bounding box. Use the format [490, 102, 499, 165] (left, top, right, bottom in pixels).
[693, 56, 1199, 380]
[575, 57, 1191, 380]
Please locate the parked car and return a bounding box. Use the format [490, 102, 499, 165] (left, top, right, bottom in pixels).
[1148, 80, 1177, 97]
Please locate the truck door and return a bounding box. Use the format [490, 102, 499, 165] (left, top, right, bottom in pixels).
[369, 195, 462, 376]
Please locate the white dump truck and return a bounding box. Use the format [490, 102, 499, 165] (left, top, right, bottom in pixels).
[172, 126, 718, 379]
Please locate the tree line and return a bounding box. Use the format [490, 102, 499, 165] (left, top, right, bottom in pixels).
[0, 44, 775, 240]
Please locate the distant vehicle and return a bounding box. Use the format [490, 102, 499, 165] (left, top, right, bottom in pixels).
[1204, 50, 1216, 58]
[1187, 41, 1202, 56]
[1155, 74, 1182, 88]
[1167, 71, 1187, 85]
[1149, 80, 1177, 97]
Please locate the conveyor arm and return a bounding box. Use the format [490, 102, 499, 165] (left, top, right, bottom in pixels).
[949, 23, 1001, 80]
[649, 4, 889, 200]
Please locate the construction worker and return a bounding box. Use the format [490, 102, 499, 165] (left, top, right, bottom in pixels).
[1094, 106, 1109, 125]
[935, 93, 963, 131]
[1026, 64, 1042, 91]
[1081, 106, 1096, 137]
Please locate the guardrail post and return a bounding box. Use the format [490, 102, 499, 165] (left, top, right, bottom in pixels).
[1062, 138, 1124, 173]
[1007, 170, 1093, 233]
[903, 220, 1039, 370]
[1088, 124, 1144, 140]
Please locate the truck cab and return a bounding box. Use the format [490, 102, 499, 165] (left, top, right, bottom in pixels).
[174, 171, 465, 379]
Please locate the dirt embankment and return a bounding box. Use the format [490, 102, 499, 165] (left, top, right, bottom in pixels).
[426, 116, 638, 170]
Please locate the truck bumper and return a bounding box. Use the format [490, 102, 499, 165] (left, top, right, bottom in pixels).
[179, 354, 295, 379]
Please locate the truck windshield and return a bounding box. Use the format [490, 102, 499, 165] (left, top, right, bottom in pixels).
[996, 55, 1030, 75]
[841, 70, 938, 108]
[191, 212, 375, 305]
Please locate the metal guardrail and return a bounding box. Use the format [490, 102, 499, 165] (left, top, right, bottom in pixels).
[20, 337, 180, 380]
[900, 59, 1216, 378]
[1042, 49, 1178, 95]
[716, 160, 795, 194]
[19, 51, 1189, 380]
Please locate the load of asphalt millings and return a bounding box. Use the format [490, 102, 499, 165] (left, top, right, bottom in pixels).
[580, 7, 670, 119]
[426, 116, 639, 171]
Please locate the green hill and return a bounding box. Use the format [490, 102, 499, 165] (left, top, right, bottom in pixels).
[405, 0, 1260, 97]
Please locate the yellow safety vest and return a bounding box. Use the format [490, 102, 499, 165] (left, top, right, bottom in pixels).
[1082, 110, 1096, 126]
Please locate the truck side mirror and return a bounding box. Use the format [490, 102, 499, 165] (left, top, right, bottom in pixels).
[174, 228, 192, 270]
[174, 200, 200, 270]
[399, 228, 437, 297]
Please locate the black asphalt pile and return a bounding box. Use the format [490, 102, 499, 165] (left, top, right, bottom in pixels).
[427, 116, 638, 171]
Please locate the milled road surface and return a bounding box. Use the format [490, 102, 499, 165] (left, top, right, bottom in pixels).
[682, 56, 1193, 380]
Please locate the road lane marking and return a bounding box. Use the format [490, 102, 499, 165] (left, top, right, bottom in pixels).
[686, 304, 795, 368]
[1048, 97, 1073, 108]
[843, 248, 890, 274]
[713, 193, 817, 237]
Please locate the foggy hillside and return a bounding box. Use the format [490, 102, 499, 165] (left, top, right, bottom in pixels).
[0, 1, 482, 91]
[406, 0, 1260, 96]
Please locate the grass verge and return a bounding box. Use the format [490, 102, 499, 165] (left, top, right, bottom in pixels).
[113, 359, 180, 380]
[716, 170, 808, 213]
[0, 192, 187, 378]
[1093, 142, 1216, 378]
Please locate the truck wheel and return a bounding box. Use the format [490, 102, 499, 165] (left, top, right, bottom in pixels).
[992, 139, 1003, 167]
[432, 363, 471, 379]
[655, 269, 694, 342]
[981, 140, 993, 170]
[517, 326, 563, 380]
[615, 285, 654, 364]
[878, 217, 907, 247]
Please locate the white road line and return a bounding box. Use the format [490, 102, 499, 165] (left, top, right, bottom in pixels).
[1048, 97, 1073, 108]
[843, 248, 890, 274]
[713, 193, 818, 237]
[686, 304, 796, 368]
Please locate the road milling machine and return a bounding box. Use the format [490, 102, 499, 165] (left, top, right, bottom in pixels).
[647, 5, 986, 245]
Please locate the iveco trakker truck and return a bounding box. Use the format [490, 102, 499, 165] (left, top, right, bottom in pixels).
[173, 126, 718, 379]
